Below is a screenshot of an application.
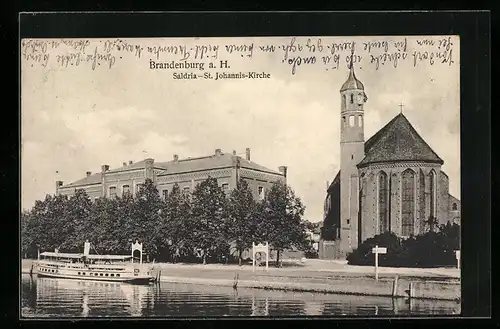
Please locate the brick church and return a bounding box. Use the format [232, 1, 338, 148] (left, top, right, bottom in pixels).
[321, 62, 461, 258]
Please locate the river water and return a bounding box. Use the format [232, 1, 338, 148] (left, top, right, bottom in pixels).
[21, 274, 460, 317]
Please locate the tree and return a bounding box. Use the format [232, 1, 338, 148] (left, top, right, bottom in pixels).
[228, 179, 258, 265]
[259, 181, 308, 267]
[60, 189, 93, 252]
[129, 179, 164, 260]
[163, 183, 194, 262]
[190, 177, 229, 264]
[21, 210, 37, 258]
[29, 194, 69, 252]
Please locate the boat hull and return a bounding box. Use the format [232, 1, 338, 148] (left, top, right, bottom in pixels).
[36, 260, 155, 285]
[36, 271, 153, 284]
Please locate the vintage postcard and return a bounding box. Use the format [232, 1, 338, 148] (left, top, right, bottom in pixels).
[21, 35, 461, 318]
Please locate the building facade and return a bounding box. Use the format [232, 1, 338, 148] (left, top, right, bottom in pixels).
[56, 148, 287, 202]
[321, 63, 461, 258]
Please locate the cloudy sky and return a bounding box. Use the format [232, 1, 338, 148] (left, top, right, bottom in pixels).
[21, 36, 460, 221]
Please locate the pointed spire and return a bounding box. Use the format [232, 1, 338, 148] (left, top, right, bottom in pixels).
[349, 46, 355, 70]
[340, 47, 364, 92]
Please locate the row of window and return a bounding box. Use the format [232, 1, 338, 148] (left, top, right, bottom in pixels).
[109, 184, 141, 198]
[342, 93, 364, 107]
[109, 183, 266, 200]
[39, 268, 57, 273]
[77, 271, 121, 277]
[376, 169, 437, 236]
[342, 115, 363, 128]
[39, 267, 122, 277]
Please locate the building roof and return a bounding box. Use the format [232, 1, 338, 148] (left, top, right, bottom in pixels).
[61, 151, 283, 188]
[327, 170, 340, 193]
[62, 173, 103, 188]
[156, 152, 283, 176]
[340, 65, 365, 92]
[358, 113, 444, 167]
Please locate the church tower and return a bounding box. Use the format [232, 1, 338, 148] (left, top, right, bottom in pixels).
[339, 51, 367, 254]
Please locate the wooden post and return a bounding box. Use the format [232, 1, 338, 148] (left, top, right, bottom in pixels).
[392, 275, 399, 297]
[265, 244, 269, 271]
[455, 250, 460, 270]
[409, 282, 414, 298]
[252, 243, 255, 273]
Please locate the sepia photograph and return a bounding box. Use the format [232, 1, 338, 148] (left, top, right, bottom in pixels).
[21, 33, 461, 318]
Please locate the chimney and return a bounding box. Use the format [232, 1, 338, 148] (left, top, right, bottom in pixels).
[144, 158, 154, 180]
[215, 149, 222, 157]
[101, 164, 110, 172]
[245, 148, 251, 161]
[173, 154, 179, 163]
[86, 171, 92, 177]
[55, 180, 63, 196]
[278, 166, 288, 178]
[129, 160, 133, 165]
[123, 162, 127, 167]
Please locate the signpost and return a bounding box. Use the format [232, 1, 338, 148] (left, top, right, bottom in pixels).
[371, 245, 387, 281]
[455, 250, 460, 270]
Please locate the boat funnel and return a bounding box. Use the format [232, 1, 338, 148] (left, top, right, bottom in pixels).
[84, 240, 91, 256]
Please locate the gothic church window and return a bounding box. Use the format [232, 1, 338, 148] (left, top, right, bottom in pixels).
[378, 171, 389, 233]
[342, 95, 346, 108]
[358, 115, 363, 127]
[350, 94, 354, 104]
[402, 169, 416, 236]
[342, 116, 346, 127]
[429, 170, 436, 217]
[452, 203, 458, 211]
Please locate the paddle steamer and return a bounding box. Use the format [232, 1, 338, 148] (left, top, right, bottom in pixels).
[36, 240, 155, 284]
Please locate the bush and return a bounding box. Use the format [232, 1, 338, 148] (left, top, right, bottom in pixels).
[346, 231, 409, 267]
[347, 222, 460, 268]
[304, 248, 319, 259]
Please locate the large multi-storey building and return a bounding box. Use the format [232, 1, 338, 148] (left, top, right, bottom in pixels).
[56, 148, 287, 201]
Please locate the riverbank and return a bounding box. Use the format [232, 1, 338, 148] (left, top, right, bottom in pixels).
[22, 259, 460, 301]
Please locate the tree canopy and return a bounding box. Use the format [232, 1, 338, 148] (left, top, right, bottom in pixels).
[21, 178, 313, 265]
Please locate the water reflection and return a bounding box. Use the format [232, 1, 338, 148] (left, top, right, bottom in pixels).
[21, 275, 460, 318]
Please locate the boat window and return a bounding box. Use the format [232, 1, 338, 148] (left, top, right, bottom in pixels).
[78, 272, 81, 275]
[105, 273, 109, 277]
[111, 274, 114, 277]
[116, 274, 120, 277]
[83, 272, 86, 275]
[100, 273, 103, 276]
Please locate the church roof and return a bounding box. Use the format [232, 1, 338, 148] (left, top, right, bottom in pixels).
[358, 113, 444, 167]
[61, 152, 283, 188]
[340, 65, 364, 92]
